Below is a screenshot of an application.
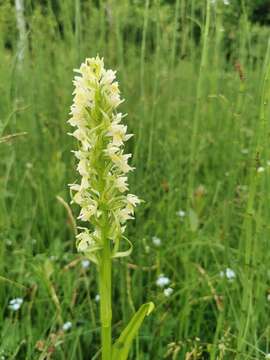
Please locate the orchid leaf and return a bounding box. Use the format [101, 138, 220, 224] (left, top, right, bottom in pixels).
[112, 302, 154, 360]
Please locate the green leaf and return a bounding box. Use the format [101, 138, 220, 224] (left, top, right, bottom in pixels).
[112, 302, 154, 360]
[189, 208, 199, 232]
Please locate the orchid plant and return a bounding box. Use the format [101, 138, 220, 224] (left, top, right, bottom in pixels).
[68, 56, 154, 360]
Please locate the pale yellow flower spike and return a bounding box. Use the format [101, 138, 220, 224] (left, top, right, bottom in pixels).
[68, 56, 140, 260]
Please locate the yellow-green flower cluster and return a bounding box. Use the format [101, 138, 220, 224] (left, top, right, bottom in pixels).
[68, 56, 140, 261]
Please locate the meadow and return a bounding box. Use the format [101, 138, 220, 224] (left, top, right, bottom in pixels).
[1, 0, 270, 359]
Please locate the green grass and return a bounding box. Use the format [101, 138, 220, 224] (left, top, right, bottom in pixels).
[1, 0, 270, 358]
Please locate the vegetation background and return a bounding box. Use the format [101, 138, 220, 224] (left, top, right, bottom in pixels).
[1, 0, 270, 358]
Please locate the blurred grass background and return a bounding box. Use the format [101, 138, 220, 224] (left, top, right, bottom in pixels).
[1, 0, 270, 358]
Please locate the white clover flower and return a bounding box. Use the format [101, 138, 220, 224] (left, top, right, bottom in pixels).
[81, 259, 90, 269]
[156, 274, 170, 288]
[68, 56, 140, 263]
[152, 236, 161, 247]
[62, 321, 72, 331]
[164, 287, 174, 297]
[257, 167, 265, 173]
[8, 298, 23, 311]
[220, 268, 236, 281]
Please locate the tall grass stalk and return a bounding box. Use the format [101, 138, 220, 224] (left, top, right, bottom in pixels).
[15, 0, 27, 64]
[187, 0, 210, 206]
[237, 40, 270, 358]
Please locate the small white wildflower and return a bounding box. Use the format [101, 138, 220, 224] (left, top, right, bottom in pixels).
[223, 0, 230, 5]
[226, 268, 235, 279]
[220, 268, 236, 281]
[241, 148, 249, 155]
[62, 321, 72, 331]
[164, 287, 174, 297]
[257, 167, 265, 173]
[156, 274, 170, 288]
[267, 294, 270, 302]
[265, 354, 270, 359]
[95, 294, 100, 302]
[8, 298, 23, 311]
[177, 210, 186, 218]
[152, 236, 161, 247]
[81, 259, 90, 269]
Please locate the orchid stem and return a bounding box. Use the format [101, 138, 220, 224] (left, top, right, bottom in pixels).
[99, 234, 112, 360]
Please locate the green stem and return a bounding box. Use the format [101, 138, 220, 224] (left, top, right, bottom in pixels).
[99, 234, 112, 360]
